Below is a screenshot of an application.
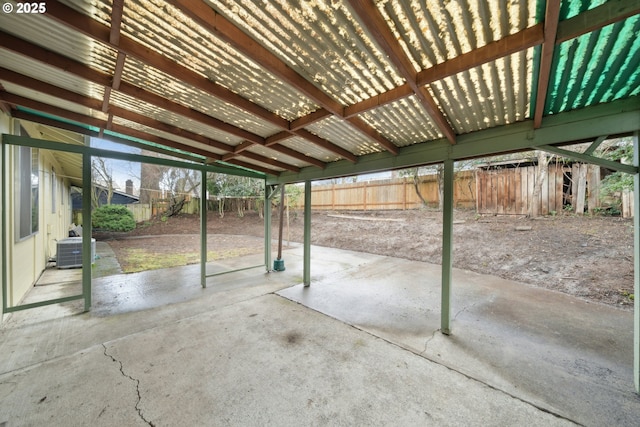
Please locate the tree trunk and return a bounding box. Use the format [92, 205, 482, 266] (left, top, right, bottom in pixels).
[436, 164, 445, 211]
[528, 151, 549, 217]
[412, 170, 428, 206]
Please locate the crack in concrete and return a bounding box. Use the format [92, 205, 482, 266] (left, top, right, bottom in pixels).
[453, 302, 477, 320]
[421, 328, 441, 354]
[422, 302, 477, 354]
[102, 344, 155, 427]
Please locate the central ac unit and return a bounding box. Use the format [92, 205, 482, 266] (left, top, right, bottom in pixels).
[56, 237, 96, 269]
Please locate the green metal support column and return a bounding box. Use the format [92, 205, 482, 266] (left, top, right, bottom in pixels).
[201, 169, 207, 288]
[1, 138, 7, 315]
[441, 159, 454, 335]
[264, 182, 272, 272]
[82, 150, 92, 311]
[634, 130, 639, 393]
[303, 180, 311, 286]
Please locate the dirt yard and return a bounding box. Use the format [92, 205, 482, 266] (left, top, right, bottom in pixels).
[102, 209, 635, 310]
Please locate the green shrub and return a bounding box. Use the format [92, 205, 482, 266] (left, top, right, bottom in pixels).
[92, 205, 136, 232]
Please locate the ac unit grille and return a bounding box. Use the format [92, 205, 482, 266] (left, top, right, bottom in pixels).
[56, 237, 96, 269]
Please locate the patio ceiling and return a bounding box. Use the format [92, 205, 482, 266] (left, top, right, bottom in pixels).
[0, 0, 639, 182]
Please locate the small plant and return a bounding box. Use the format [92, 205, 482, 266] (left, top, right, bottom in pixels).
[621, 291, 635, 301]
[92, 205, 136, 232]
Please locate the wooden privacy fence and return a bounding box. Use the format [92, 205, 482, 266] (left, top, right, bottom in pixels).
[299, 172, 476, 211]
[476, 162, 602, 215]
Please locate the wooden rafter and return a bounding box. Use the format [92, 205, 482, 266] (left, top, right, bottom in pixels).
[317, 23, 544, 123]
[44, 1, 288, 128]
[12, 109, 205, 163]
[555, 0, 640, 44]
[0, 32, 258, 143]
[267, 144, 327, 169]
[0, 92, 222, 162]
[168, 0, 398, 157]
[44, 1, 361, 164]
[347, 0, 457, 144]
[0, 76, 300, 173]
[416, 24, 544, 86]
[231, 150, 300, 173]
[533, 0, 561, 129]
[0, 34, 324, 171]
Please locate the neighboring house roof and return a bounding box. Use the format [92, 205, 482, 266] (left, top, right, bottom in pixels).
[0, 1, 638, 182]
[71, 186, 139, 210]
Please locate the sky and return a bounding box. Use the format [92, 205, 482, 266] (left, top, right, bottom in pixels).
[90, 138, 141, 195]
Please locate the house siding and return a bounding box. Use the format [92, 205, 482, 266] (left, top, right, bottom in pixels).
[1, 112, 74, 315]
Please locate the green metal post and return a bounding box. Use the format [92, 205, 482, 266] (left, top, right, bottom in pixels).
[1, 138, 7, 315]
[201, 169, 207, 288]
[303, 180, 311, 286]
[82, 149, 92, 311]
[264, 182, 272, 272]
[634, 131, 639, 393]
[441, 159, 454, 335]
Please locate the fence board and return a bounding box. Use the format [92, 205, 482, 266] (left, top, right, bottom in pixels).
[587, 164, 601, 213]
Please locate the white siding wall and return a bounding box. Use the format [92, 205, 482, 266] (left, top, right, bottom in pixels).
[1, 116, 74, 313]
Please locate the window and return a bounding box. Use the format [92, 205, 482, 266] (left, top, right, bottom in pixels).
[16, 145, 39, 240]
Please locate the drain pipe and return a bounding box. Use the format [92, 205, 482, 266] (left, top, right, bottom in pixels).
[273, 184, 286, 271]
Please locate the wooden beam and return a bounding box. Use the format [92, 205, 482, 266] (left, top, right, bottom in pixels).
[44, 1, 289, 129]
[556, 0, 640, 44]
[346, 117, 398, 155]
[290, 109, 333, 131]
[266, 144, 327, 169]
[417, 24, 545, 86]
[1, 92, 225, 161]
[44, 2, 380, 163]
[222, 158, 278, 176]
[102, 0, 124, 128]
[265, 131, 293, 146]
[533, 0, 561, 129]
[11, 110, 205, 162]
[344, 84, 413, 118]
[0, 35, 266, 144]
[235, 151, 301, 173]
[0, 31, 110, 87]
[294, 129, 358, 163]
[347, 0, 456, 144]
[169, 0, 399, 156]
[168, 0, 344, 116]
[112, 52, 127, 90]
[0, 80, 289, 171]
[109, 0, 125, 46]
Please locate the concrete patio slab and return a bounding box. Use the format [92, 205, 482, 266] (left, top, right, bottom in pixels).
[0, 244, 637, 425]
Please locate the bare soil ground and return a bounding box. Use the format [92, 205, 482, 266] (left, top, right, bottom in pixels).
[101, 209, 635, 310]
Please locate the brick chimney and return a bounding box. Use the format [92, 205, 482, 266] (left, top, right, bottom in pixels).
[125, 179, 133, 195]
